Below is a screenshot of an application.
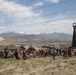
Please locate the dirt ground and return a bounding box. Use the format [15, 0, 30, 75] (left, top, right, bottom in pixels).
[0, 56, 76, 75]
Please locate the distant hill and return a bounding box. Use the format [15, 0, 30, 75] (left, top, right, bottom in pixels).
[0, 31, 25, 37]
[0, 34, 55, 45]
[39, 32, 72, 41]
[0, 32, 72, 45]
[0, 32, 72, 41]
[0, 37, 5, 41]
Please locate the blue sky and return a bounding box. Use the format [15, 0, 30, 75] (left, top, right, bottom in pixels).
[0, 0, 76, 34]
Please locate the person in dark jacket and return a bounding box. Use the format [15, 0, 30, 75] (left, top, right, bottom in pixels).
[4, 47, 8, 58]
[15, 50, 19, 59]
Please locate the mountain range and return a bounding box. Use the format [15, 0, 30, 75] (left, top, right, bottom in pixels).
[0, 31, 72, 40]
[0, 31, 72, 45]
[39, 32, 72, 41]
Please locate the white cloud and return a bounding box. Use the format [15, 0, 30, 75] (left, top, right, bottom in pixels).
[0, 26, 5, 29]
[52, 0, 59, 3]
[33, 2, 43, 7]
[0, 0, 38, 18]
[9, 18, 75, 34]
[47, 0, 60, 4]
[45, 19, 76, 34]
[0, 0, 75, 34]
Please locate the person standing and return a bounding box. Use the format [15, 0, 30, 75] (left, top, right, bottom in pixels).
[68, 49, 72, 57]
[63, 48, 68, 59]
[51, 49, 56, 60]
[4, 47, 8, 58]
[73, 47, 76, 56]
[15, 50, 19, 59]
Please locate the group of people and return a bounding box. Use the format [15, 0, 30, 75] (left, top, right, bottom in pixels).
[0, 46, 76, 60]
[39, 47, 75, 60]
[0, 46, 36, 59]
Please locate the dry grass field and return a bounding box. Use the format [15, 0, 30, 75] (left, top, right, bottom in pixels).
[0, 56, 76, 75]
